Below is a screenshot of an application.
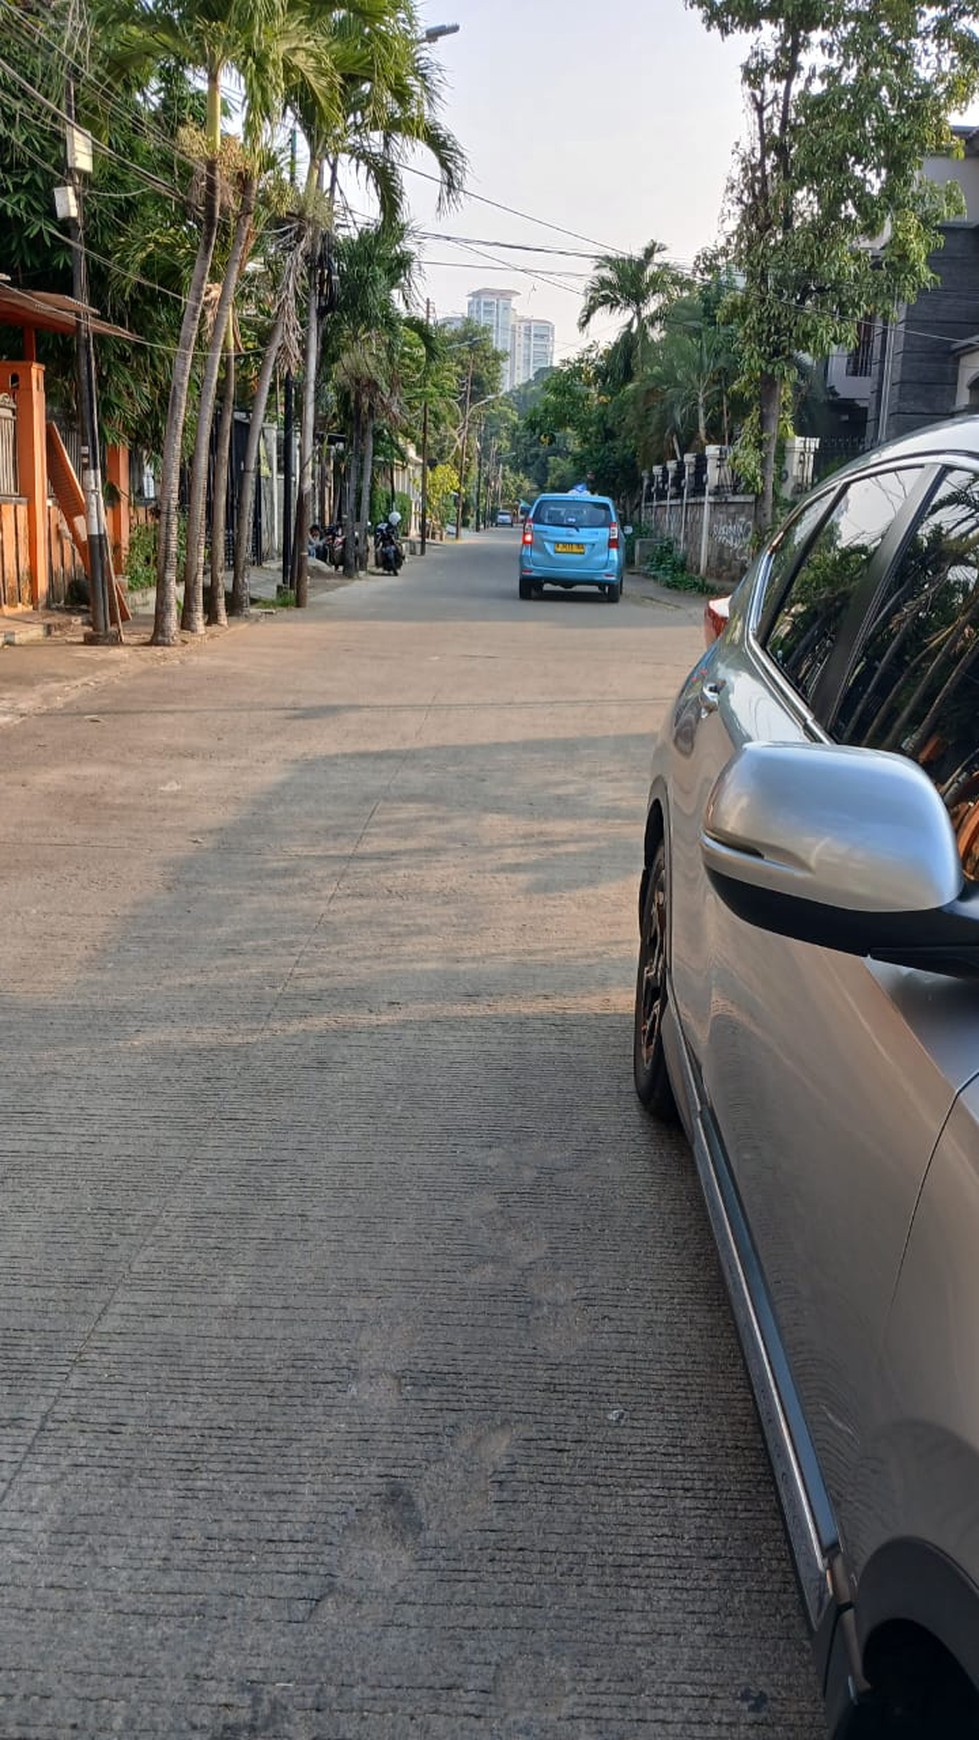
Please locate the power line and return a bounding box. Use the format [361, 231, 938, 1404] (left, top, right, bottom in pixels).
[418, 257, 591, 278]
[421, 234, 585, 299]
[3, 27, 965, 369]
[419, 251, 585, 294]
[418, 231, 599, 260]
[338, 195, 586, 302]
[0, 0, 203, 179]
[0, 114, 192, 309]
[0, 49, 187, 201]
[402, 162, 624, 256]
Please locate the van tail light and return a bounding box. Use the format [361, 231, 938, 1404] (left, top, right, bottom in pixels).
[608, 522, 620, 550]
[522, 520, 534, 547]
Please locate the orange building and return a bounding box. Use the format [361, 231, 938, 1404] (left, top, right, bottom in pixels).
[0, 282, 132, 612]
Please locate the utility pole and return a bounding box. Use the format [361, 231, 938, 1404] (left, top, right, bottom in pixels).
[455, 347, 474, 542]
[420, 298, 431, 554]
[64, 81, 114, 643]
[474, 428, 483, 532]
[282, 373, 294, 590]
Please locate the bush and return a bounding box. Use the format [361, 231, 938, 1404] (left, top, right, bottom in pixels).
[124, 514, 187, 592]
[642, 533, 716, 595]
[124, 519, 157, 591]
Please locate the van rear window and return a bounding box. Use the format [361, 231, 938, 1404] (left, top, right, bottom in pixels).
[534, 501, 611, 529]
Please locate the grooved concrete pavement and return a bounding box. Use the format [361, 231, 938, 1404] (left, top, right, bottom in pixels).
[0, 536, 825, 1737]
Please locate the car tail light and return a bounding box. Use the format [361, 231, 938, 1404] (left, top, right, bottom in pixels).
[608, 523, 620, 550]
[704, 596, 730, 646]
[522, 520, 534, 547]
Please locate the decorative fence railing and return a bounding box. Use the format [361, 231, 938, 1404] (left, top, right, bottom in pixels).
[0, 394, 17, 496]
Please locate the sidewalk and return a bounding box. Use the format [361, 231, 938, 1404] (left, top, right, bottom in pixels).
[623, 566, 712, 623]
[0, 556, 382, 726]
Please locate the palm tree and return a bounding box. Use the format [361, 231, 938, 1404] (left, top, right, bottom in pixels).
[326, 221, 415, 572]
[229, 4, 463, 609]
[628, 290, 740, 463]
[230, 212, 308, 611]
[181, 0, 400, 632]
[102, 0, 393, 641]
[578, 240, 684, 387]
[101, 0, 294, 643]
[290, 7, 465, 606]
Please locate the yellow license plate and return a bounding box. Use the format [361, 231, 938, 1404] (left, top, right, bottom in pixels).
[554, 542, 586, 554]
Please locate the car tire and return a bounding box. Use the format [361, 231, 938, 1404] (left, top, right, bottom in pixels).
[832, 1633, 979, 1740]
[608, 580, 621, 603]
[519, 577, 532, 600]
[633, 841, 678, 1120]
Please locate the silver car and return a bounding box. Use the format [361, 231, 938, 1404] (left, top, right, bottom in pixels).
[634, 421, 979, 1738]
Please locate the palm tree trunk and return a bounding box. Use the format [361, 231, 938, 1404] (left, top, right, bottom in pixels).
[232, 301, 286, 613]
[295, 156, 324, 610]
[151, 152, 220, 646]
[208, 336, 234, 627]
[182, 171, 258, 633]
[294, 267, 317, 607]
[358, 412, 374, 569]
[343, 403, 361, 578]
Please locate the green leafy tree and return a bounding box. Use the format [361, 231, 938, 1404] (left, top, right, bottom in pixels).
[425, 461, 458, 531]
[0, 1, 197, 446]
[689, 0, 979, 530]
[518, 349, 642, 513]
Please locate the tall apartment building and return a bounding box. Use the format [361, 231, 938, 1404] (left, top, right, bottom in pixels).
[466, 288, 517, 360]
[451, 290, 556, 391]
[510, 317, 555, 388]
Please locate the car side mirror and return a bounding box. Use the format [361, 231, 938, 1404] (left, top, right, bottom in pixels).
[701, 742, 979, 977]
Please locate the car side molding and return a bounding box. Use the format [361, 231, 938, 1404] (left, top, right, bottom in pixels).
[664, 984, 846, 1627]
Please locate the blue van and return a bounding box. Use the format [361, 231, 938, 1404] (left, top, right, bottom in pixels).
[518, 491, 630, 602]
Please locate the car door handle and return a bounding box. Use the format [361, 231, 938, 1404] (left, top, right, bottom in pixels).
[700, 679, 726, 714]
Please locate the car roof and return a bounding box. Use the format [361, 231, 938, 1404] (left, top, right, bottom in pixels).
[532, 491, 615, 507]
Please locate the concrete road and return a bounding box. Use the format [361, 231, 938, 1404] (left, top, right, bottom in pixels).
[0, 534, 825, 1738]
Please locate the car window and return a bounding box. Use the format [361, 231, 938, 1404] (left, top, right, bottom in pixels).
[834, 467, 979, 878]
[534, 501, 610, 528]
[763, 469, 920, 711]
[759, 490, 836, 621]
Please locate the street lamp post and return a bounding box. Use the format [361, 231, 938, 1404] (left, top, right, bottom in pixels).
[455, 349, 474, 542]
[423, 23, 459, 41]
[452, 388, 506, 541]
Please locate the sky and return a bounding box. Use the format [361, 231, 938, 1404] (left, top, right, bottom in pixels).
[378, 0, 752, 363]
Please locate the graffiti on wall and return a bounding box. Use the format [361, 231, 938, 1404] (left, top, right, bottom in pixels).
[711, 516, 753, 554]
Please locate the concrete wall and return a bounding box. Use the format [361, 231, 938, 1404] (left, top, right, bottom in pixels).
[922, 149, 979, 224]
[637, 494, 756, 586]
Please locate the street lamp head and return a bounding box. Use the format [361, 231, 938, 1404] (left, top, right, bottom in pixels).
[423, 22, 460, 41]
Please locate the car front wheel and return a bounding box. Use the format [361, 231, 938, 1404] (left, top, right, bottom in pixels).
[633, 841, 677, 1119]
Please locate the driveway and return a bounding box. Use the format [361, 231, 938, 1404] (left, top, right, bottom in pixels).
[0, 532, 824, 1737]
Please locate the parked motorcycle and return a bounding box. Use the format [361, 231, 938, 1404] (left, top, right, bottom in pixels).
[374, 513, 404, 574]
[323, 522, 345, 569]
